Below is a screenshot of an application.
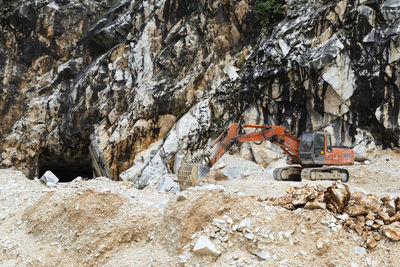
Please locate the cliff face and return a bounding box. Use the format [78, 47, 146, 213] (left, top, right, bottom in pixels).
[0, 0, 260, 182]
[0, 0, 399, 185]
[239, 0, 400, 146]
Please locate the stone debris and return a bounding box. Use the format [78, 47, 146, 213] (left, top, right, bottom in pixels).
[72, 176, 83, 182]
[261, 184, 326, 210]
[237, 218, 250, 232]
[260, 182, 400, 247]
[382, 223, 400, 241]
[157, 174, 179, 193]
[244, 233, 254, 240]
[325, 182, 350, 213]
[1, 0, 400, 266]
[40, 171, 59, 187]
[176, 192, 187, 201]
[3, 166, 400, 266]
[366, 235, 377, 249]
[222, 166, 247, 179]
[354, 246, 367, 256]
[316, 238, 324, 249]
[255, 250, 270, 260]
[345, 192, 381, 216]
[193, 235, 221, 257]
[304, 200, 326, 210]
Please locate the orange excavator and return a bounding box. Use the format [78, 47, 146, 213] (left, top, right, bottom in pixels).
[177, 123, 354, 189]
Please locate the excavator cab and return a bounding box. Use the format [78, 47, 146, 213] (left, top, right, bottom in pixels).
[299, 131, 332, 166]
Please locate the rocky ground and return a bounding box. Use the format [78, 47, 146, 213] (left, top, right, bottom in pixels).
[1, 150, 400, 266]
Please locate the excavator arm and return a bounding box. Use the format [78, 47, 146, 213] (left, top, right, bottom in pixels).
[209, 123, 301, 166]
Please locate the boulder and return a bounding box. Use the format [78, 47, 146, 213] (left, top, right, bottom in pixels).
[366, 236, 377, 249]
[381, 196, 397, 216]
[345, 192, 381, 216]
[255, 250, 270, 260]
[324, 182, 350, 213]
[237, 218, 250, 232]
[40, 170, 59, 187]
[250, 142, 284, 168]
[286, 185, 322, 206]
[387, 211, 400, 224]
[176, 192, 187, 201]
[222, 166, 247, 179]
[305, 200, 326, 210]
[193, 235, 221, 257]
[382, 222, 400, 241]
[353, 129, 377, 161]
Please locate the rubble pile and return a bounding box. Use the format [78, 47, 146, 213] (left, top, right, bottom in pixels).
[168, 186, 367, 266]
[262, 182, 400, 248]
[3, 167, 400, 265]
[165, 189, 296, 265]
[260, 184, 327, 210]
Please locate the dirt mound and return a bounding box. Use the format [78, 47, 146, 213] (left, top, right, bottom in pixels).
[23, 189, 124, 235]
[21, 186, 161, 266]
[158, 189, 254, 252]
[159, 187, 386, 266]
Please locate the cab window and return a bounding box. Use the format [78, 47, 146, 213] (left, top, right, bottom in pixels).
[299, 134, 313, 153]
[326, 134, 332, 152]
[314, 134, 325, 156]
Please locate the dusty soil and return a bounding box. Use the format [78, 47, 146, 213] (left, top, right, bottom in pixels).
[1, 150, 400, 266]
[213, 150, 400, 198]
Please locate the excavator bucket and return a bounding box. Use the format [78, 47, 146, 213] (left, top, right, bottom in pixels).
[177, 163, 210, 190]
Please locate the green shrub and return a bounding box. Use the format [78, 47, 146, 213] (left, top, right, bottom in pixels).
[236, 58, 246, 69]
[254, 0, 285, 26]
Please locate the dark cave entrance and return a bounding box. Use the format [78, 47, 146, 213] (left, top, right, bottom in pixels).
[38, 148, 94, 182]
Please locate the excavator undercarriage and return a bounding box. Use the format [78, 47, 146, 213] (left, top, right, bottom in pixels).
[273, 166, 349, 182]
[300, 167, 349, 182]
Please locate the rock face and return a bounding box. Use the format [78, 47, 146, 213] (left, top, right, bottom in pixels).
[1, 0, 400, 185]
[235, 0, 400, 149]
[0, 0, 260, 182]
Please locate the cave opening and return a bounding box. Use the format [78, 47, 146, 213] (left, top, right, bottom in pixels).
[38, 148, 94, 182]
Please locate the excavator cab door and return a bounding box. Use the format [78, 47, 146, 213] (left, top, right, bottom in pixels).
[312, 133, 325, 165]
[299, 132, 325, 166]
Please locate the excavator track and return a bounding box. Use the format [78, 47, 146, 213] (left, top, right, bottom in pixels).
[301, 167, 349, 182]
[273, 167, 302, 181]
